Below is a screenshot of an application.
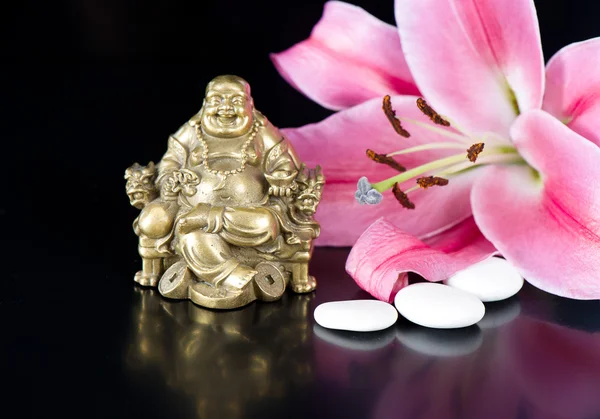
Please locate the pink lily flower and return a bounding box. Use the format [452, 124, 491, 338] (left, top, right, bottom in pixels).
[271, 0, 600, 301]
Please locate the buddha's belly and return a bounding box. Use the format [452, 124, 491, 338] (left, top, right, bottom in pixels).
[189, 163, 269, 207]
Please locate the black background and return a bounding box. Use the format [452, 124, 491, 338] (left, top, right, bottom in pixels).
[2, 1, 600, 417]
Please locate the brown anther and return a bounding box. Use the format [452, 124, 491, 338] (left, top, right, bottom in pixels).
[416, 98, 450, 126]
[416, 176, 449, 189]
[382, 95, 411, 137]
[392, 183, 415, 209]
[366, 149, 406, 172]
[467, 143, 485, 162]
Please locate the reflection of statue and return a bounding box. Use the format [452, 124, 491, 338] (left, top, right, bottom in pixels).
[125, 289, 314, 419]
[125, 75, 324, 309]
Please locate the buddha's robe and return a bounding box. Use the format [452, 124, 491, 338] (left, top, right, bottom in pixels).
[154, 110, 300, 286]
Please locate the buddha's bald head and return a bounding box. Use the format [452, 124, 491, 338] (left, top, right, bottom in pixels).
[201, 75, 254, 138]
[205, 75, 251, 97]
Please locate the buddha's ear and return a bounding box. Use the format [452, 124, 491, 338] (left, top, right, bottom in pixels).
[253, 109, 267, 125]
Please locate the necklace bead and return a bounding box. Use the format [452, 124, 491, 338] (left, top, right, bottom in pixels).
[196, 122, 259, 179]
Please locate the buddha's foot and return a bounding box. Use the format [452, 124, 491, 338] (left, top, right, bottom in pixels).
[291, 275, 317, 294]
[134, 271, 160, 287]
[222, 264, 258, 292]
[189, 280, 256, 309]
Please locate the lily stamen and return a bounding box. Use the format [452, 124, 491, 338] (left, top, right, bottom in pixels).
[417, 176, 449, 188]
[383, 95, 411, 137]
[392, 183, 415, 209]
[366, 149, 406, 172]
[368, 147, 523, 207]
[396, 116, 470, 143]
[372, 152, 473, 192]
[396, 176, 450, 204]
[467, 143, 485, 162]
[416, 98, 450, 126]
[401, 152, 525, 197]
[401, 174, 452, 198]
[356, 97, 526, 209]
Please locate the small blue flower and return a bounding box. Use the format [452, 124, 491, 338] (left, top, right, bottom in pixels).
[355, 177, 383, 205]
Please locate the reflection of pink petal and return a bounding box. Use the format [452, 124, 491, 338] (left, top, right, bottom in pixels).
[459, 339, 521, 419]
[373, 352, 484, 419]
[472, 110, 600, 299]
[271, 1, 419, 110]
[506, 317, 600, 419]
[284, 95, 477, 246]
[543, 38, 600, 147]
[395, 0, 544, 137]
[374, 342, 524, 419]
[346, 217, 497, 302]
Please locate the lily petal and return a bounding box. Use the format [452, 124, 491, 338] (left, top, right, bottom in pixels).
[346, 217, 497, 302]
[271, 1, 419, 111]
[471, 110, 600, 299]
[284, 95, 477, 245]
[395, 0, 544, 137]
[543, 38, 600, 147]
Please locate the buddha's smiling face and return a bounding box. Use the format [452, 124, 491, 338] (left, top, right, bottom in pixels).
[201, 77, 254, 138]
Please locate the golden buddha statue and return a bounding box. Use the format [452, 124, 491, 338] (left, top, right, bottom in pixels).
[125, 75, 324, 309]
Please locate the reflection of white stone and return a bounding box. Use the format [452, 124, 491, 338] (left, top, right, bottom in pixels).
[314, 300, 398, 332]
[313, 324, 396, 351]
[478, 297, 521, 329]
[396, 325, 483, 357]
[394, 283, 485, 329]
[445, 257, 524, 302]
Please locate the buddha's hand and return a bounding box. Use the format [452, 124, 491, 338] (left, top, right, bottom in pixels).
[175, 203, 211, 235]
[269, 182, 298, 197]
[161, 175, 179, 200]
[266, 170, 298, 197]
[162, 169, 201, 200]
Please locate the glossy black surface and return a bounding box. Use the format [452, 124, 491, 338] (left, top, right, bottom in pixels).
[3, 1, 600, 417]
[3, 248, 600, 418]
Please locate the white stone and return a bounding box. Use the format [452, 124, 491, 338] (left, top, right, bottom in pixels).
[394, 283, 485, 329]
[445, 257, 524, 302]
[313, 300, 398, 332]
